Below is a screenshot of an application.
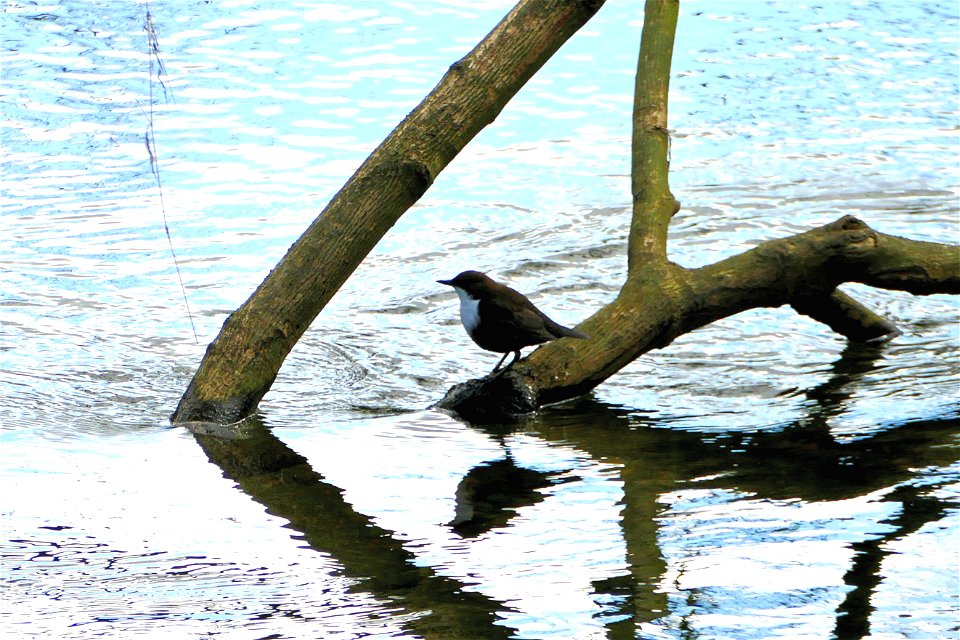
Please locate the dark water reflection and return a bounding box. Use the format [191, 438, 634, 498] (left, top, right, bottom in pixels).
[188, 418, 514, 639]
[170, 336, 959, 639]
[3, 0, 958, 638]
[530, 348, 958, 638]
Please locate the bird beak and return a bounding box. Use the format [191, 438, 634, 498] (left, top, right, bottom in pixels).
[437, 279, 452, 286]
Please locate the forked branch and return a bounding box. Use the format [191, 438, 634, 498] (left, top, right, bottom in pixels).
[436, 0, 958, 419]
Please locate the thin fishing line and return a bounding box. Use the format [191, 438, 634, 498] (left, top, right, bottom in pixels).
[144, 2, 198, 344]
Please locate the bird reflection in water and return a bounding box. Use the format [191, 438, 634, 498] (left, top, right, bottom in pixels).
[448, 456, 575, 537]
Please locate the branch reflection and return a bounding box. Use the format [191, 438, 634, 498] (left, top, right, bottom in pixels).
[184, 338, 957, 638]
[187, 417, 514, 640]
[528, 340, 958, 636]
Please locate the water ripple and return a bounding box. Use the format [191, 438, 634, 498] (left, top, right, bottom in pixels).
[2, 1, 957, 638]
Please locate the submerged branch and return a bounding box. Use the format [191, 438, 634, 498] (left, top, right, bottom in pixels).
[791, 291, 900, 343]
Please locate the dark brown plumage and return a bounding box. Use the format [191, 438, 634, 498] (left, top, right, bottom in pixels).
[438, 270, 588, 372]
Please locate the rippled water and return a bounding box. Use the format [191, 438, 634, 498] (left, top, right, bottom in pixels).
[2, 1, 958, 638]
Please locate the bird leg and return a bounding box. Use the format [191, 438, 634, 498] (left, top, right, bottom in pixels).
[491, 350, 521, 374]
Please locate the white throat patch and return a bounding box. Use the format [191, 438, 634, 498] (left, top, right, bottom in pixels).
[452, 287, 480, 334]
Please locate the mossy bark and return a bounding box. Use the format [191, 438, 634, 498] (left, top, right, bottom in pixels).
[172, 0, 608, 424]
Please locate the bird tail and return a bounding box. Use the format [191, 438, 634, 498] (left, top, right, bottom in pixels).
[552, 323, 589, 340]
[565, 327, 589, 340]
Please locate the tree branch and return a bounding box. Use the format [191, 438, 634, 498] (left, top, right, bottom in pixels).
[681, 216, 959, 335]
[791, 290, 901, 343]
[852, 230, 960, 294]
[628, 0, 680, 266]
[437, 216, 959, 418]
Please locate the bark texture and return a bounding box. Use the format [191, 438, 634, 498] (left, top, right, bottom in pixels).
[172, 0, 607, 424]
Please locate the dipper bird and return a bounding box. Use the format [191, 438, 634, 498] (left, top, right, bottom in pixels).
[437, 270, 589, 373]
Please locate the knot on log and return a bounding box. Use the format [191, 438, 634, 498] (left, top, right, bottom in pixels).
[800, 216, 877, 259]
[829, 215, 867, 231]
[826, 216, 878, 258]
[575, 0, 608, 15]
[397, 159, 434, 200]
[365, 156, 434, 203]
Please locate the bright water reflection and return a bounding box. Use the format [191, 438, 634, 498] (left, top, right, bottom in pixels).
[2, 0, 958, 638]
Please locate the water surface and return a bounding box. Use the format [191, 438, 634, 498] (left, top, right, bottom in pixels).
[2, 1, 958, 638]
